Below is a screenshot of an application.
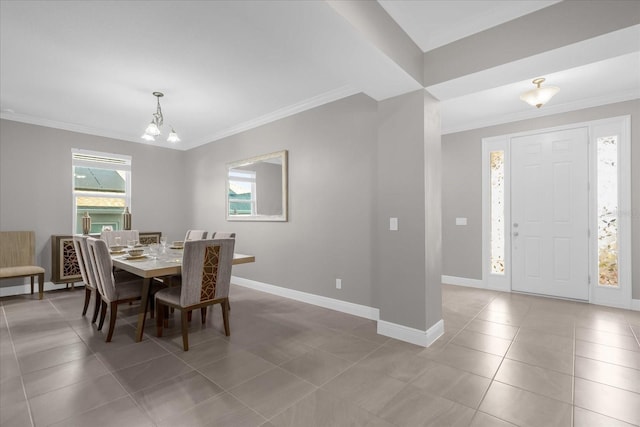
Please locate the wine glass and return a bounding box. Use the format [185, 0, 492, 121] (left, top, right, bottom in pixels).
[160, 237, 167, 253]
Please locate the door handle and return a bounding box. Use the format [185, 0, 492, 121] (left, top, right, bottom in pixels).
[513, 232, 519, 237]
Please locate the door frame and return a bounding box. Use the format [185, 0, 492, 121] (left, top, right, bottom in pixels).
[481, 116, 632, 309]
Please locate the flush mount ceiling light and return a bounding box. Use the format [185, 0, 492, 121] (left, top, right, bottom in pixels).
[141, 92, 181, 143]
[519, 78, 560, 109]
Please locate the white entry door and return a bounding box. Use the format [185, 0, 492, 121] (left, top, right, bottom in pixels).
[511, 127, 589, 300]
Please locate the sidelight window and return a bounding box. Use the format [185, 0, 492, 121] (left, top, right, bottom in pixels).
[596, 136, 618, 287]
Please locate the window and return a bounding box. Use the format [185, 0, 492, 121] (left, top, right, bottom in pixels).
[596, 136, 618, 287]
[490, 151, 505, 275]
[72, 149, 131, 234]
[227, 168, 256, 216]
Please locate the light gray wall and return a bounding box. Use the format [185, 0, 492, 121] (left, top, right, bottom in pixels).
[424, 92, 443, 327]
[376, 90, 434, 330]
[185, 91, 440, 331]
[0, 120, 189, 282]
[184, 94, 381, 309]
[442, 99, 640, 299]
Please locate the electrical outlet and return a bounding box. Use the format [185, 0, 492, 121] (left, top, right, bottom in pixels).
[336, 278, 342, 289]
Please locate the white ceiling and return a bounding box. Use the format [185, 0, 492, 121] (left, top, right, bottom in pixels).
[1, 1, 638, 150]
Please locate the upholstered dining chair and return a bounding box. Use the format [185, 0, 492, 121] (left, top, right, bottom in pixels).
[209, 232, 236, 311]
[211, 232, 236, 239]
[155, 238, 235, 351]
[184, 230, 207, 241]
[99, 230, 140, 247]
[87, 237, 160, 342]
[73, 235, 102, 323]
[99, 230, 140, 282]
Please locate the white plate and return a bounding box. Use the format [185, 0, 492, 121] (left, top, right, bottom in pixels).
[110, 250, 125, 255]
[169, 246, 184, 249]
[124, 254, 146, 260]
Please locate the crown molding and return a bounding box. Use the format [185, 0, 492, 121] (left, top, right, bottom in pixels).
[181, 85, 360, 150]
[0, 111, 153, 145]
[1, 85, 360, 152]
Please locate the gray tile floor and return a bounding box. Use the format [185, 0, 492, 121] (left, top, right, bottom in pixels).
[1, 284, 639, 426]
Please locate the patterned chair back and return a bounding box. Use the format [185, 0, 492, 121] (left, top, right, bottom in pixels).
[179, 239, 235, 307]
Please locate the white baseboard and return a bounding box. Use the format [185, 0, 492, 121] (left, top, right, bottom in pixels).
[442, 275, 484, 288]
[0, 281, 81, 298]
[632, 299, 640, 311]
[232, 276, 448, 347]
[231, 276, 380, 321]
[377, 318, 444, 347]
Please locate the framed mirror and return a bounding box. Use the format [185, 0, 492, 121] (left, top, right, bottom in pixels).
[226, 150, 288, 221]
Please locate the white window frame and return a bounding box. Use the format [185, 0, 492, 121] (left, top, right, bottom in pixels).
[482, 116, 632, 309]
[71, 148, 132, 234]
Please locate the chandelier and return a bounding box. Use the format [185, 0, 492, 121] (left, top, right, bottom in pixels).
[519, 78, 560, 109]
[141, 92, 180, 143]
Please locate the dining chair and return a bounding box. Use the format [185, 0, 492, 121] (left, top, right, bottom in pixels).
[210, 232, 236, 239]
[209, 232, 236, 311]
[72, 235, 101, 323]
[99, 229, 141, 282]
[184, 230, 207, 241]
[155, 238, 235, 351]
[87, 237, 160, 342]
[100, 230, 140, 247]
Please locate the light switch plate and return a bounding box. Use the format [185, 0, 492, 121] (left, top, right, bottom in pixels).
[456, 217, 467, 226]
[390, 217, 398, 231]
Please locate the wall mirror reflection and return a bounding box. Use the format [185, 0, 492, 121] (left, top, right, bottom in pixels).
[226, 150, 288, 221]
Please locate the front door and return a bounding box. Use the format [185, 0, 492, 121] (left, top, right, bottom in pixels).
[511, 127, 589, 300]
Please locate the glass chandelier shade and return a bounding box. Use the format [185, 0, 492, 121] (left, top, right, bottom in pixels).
[141, 92, 180, 143]
[167, 128, 181, 143]
[520, 78, 560, 108]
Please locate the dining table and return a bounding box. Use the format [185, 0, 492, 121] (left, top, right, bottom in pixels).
[112, 247, 255, 342]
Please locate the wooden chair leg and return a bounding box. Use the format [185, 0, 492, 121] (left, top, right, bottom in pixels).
[156, 302, 163, 337]
[38, 273, 44, 299]
[106, 302, 118, 342]
[149, 295, 155, 319]
[181, 310, 189, 351]
[82, 288, 91, 316]
[91, 292, 102, 324]
[201, 307, 207, 324]
[221, 299, 230, 337]
[30, 276, 34, 295]
[98, 301, 108, 331]
[187, 311, 192, 322]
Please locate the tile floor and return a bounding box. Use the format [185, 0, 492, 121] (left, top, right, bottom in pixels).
[1, 284, 639, 426]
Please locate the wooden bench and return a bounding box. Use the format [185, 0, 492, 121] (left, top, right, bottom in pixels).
[0, 231, 45, 299]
